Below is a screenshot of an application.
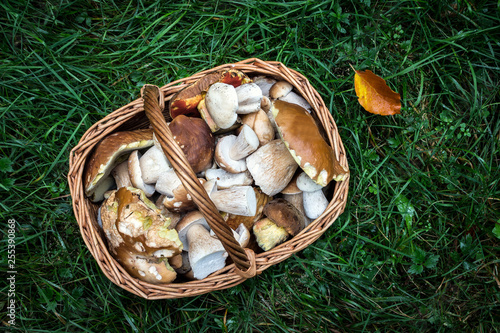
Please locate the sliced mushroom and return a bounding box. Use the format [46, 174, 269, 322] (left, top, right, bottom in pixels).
[176, 211, 228, 280]
[205, 168, 253, 189]
[209, 185, 257, 217]
[246, 139, 298, 196]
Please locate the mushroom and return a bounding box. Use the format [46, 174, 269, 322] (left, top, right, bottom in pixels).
[205, 168, 253, 189]
[235, 83, 263, 114]
[139, 146, 171, 184]
[253, 198, 305, 251]
[205, 82, 239, 130]
[281, 173, 310, 227]
[246, 139, 298, 196]
[176, 211, 228, 280]
[168, 115, 215, 174]
[169, 69, 251, 119]
[84, 129, 154, 202]
[296, 172, 329, 219]
[209, 185, 257, 217]
[214, 125, 259, 173]
[169, 72, 220, 119]
[238, 110, 275, 146]
[222, 187, 271, 230]
[252, 76, 277, 97]
[101, 187, 183, 284]
[128, 150, 155, 197]
[271, 100, 349, 186]
[155, 169, 205, 212]
[210, 223, 250, 248]
[269, 81, 293, 100]
[269, 81, 311, 111]
[111, 160, 132, 189]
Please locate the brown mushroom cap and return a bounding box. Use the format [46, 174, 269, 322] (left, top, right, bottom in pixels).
[169, 115, 215, 173]
[101, 187, 183, 284]
[271, 100, 349, 186]
[169, 72, 220, 119]
[169, 69, 251, 120]
[263, 198, 305, 236]
[84, 129, 154, 202]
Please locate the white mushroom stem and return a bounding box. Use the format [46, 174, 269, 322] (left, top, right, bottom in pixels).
[279, 91, 312, 112]
[302, 189, 329, 220]
[210, 223, 250, 248]
[155, 169, 182, 197]
[246, 139, 298, 196]
[139, 146, 171, 184]
[205, 82, 238, 129]
[187, 224, 227, 280]
[205, 169, 253, 189]
[209, 186, 257, 217]
[128, 150, 155, 197]
[296, 172, 324, 192]
[111, 160, 132, 189]
[235, 83, 263, 114]
[214, 135, 247, 173]
[229, 124, 259, 160]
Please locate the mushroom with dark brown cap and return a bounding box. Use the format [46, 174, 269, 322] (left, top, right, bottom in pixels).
[253, 198, 305, 251]
[175, 211, 228, 280]
[168, 115, 215, 174]
[280, 173, 310, 227]
[101, 187, 183, 283]
[84, 129, 154, 202]
[246, 139, 298, 196]
[271, 100, 349, 186]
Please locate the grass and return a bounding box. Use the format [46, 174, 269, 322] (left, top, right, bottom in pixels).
[1, 0, 499, 331]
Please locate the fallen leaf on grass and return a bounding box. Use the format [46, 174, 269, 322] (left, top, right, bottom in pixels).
[353, 67, 401, 116]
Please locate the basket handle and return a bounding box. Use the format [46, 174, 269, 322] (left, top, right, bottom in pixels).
[141, 84, 255, 277]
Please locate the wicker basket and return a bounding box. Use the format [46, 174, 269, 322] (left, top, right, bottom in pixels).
[68, 58, 349, 300]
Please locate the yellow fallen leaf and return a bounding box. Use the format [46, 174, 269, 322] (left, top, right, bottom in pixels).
[353, 68, 401, 116]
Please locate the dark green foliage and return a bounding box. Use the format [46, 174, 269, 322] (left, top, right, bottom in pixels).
[0, 0, 499, 332]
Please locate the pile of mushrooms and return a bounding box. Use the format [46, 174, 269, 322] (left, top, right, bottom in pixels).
[84, 69, 349, 284]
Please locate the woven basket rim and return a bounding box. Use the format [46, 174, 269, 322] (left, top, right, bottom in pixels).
[68, 58, 349, 300]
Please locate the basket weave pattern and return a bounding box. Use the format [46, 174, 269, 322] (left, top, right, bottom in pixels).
[68, 58, 349, 299]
